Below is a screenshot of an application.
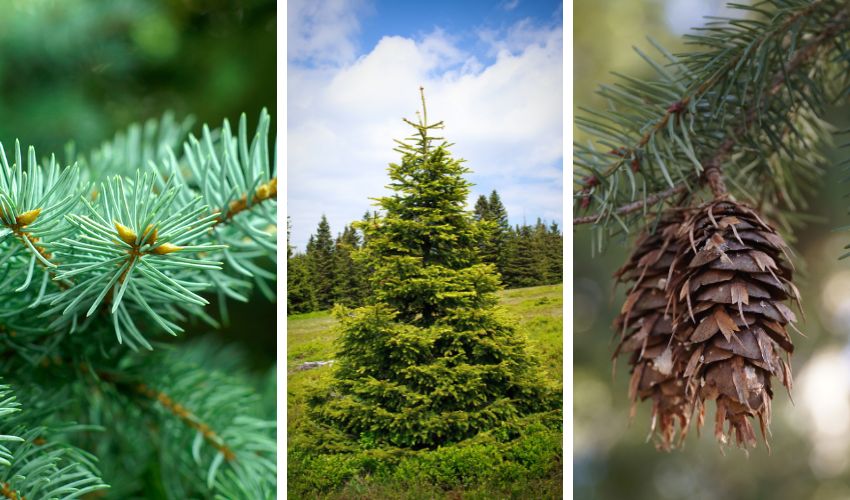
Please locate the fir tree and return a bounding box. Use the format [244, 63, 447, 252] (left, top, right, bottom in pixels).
[503, 224, 541, 288]
[315, 90, 555, 448]
[474, 190, 512, 279]
[472, 194, 499, 271]
[331, 225, 368, 308]
[545, 221, 563, 283]
[487, 190, 511, 268]
[473, 194, 490, 221]
[307, 215, 335, 309]
[0, 111, 277, 496]
[532, 218, 553, 282]
[288, 253, 318, 314]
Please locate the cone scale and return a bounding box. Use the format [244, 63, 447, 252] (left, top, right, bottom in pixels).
[613, 200, 800, 450]
[668, 200, 798, 448]
[613, 211, 695, 450]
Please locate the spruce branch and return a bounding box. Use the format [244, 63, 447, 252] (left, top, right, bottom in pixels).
[42, 172, 224, 350]
[0, 381, 108, 498]
[576, 0, 833, 184]
[112, 352, 275, 497]
[0, 109, 276, 496]
[0, 110, 276, 352]
[78, 112, 195, 186]
[156, 109, 277, 322]
[34, 345, 275, 498]
[574, 1, 850, 234]
[212, 176, 278, 227]
[133, 382, 237, 461]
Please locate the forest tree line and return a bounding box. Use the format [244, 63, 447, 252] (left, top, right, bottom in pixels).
[287, 190, 563, 314]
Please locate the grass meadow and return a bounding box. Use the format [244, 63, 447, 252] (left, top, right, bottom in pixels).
[287, 284, 563, 499]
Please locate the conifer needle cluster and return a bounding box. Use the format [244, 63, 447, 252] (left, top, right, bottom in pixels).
[0, 110, 276, 497]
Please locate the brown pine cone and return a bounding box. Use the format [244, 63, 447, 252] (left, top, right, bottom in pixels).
[613, 211, 696, 450]
[668, 200, 799, 449]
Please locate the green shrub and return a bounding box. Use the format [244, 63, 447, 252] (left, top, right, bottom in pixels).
[289, 414, 563, 498]
[391, 443, 504, 487]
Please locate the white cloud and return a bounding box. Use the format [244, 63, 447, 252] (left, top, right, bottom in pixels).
[501, 0, 520, 12]
[287, 0, 369, 66]
[288, 8, 562, 250]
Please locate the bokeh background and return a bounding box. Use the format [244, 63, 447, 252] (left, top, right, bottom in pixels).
[0, 0, 277, 371]
[574, 1, 850, 499]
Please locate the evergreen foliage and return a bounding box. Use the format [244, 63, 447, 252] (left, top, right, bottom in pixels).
[473, 190, 512, 278]
[473, 194, 490, 220]
[288, 284, 563, 498]
[543, 221, 563, 283]
[288, 195, 562, 314]
[288, 254, 318, 314]
[0, 382, 107, 498]
[312, 91, 557, 449]
[0, 111, 276, 497]
[308, 215, 336, 309]
[503, 224, 542, 288]
[332, 225, 369, 308]
[574, 0, 848, 249]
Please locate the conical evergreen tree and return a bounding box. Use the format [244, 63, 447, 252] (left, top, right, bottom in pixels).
[317, 90, 555, 449]
[487, 190, 511, 277]
[307, 215, 335, 309]
[473, 194, 490, 221]
[332, 225, 368, 308]
[545, 221, 563, 283]
[488, 191, 510, 232]
[503, 224, 540, 288]
[286, 216, 310, 313]
[473, 194, 500, 272]
[532, 218, 552, 282]
[288, 254, 318, 314]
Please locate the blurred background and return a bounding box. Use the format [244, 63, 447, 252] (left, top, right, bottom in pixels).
[0, 0, 277, 371]
[0, 0, 276, 158]
[574, 1, 850, 499]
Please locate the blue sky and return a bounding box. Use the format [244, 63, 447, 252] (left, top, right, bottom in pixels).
[288, 0, 563, 250]
[358, 0, 561, 61]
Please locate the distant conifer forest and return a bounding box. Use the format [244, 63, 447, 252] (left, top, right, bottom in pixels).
[287, 189, 563, 314]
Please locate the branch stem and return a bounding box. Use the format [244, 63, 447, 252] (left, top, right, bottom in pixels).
[213, 177, 277, 226]
[585, 0, 830, 182]
[574, 7, 848, 226]
[573, 184, 688, 225]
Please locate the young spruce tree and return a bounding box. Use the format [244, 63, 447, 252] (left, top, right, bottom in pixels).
[474, 190, 512, 279]
[307, 214, 336, 309]
[317, 89, 555, 448]
[332, 225, 368, 308]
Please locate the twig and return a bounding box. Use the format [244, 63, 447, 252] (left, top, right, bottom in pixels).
[213, 177, 277, 226]
[702, 142, 731, 200]
[573, 184, 688, 225]
[574, 8, 848, 226]
[584, 0, 829, 183]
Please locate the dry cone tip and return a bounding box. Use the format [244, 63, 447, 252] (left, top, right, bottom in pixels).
[613, 211, 694, 450]
[668, 200, 799, 449]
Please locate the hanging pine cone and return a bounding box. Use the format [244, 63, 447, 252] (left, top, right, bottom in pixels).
[613, 211, 696, 450]
[668, 200, 799, 449]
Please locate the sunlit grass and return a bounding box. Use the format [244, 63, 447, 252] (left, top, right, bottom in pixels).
[287, 284, 563, 498]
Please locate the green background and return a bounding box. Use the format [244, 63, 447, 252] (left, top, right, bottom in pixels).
[574, 1, 850, 499]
